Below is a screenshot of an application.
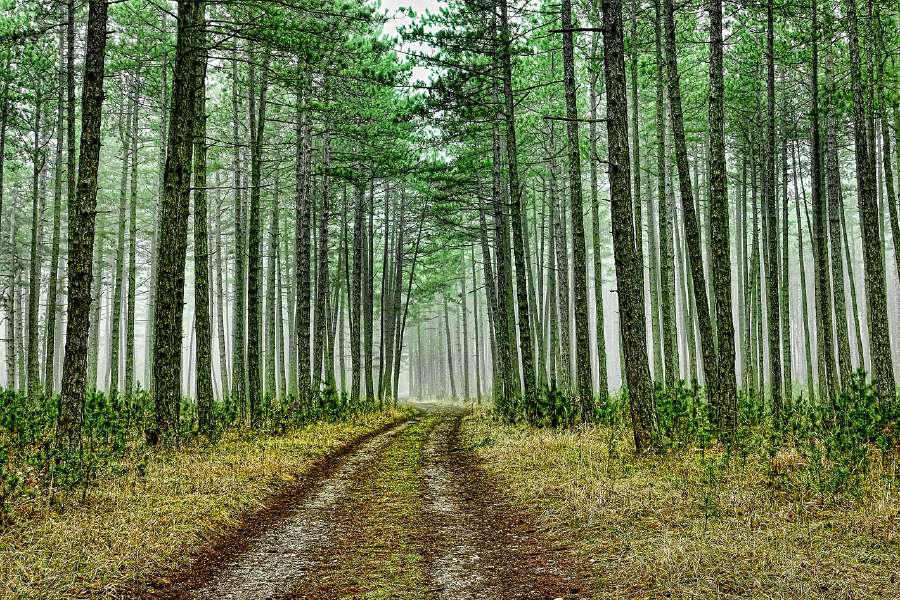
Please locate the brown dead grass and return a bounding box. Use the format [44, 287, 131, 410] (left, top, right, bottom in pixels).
[463, 408, 900, 599]
[0, 408, 409, 600]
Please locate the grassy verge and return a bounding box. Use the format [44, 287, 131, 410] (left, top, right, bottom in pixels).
[0, 407, 409, 600]
[463, 407, 900, 599]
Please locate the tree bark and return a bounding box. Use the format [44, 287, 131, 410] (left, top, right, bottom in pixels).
[662, 0, 718, 401]
[559, 0, 593, 412]
[193, 6, 213, 432]
[125, 67, 140, 405]
[44, 21, 66, 396]
[246, 51, 268, 423]
[27, 87, 44, 402]
[589, 35, 609, 400]
[764, 0, 783, 423]
[230, 43, 246, 414]
[498, 0, 537, 407]
[603, 0, 656, 452]
[846, 0, 895, 400]
[152, 0, 202, 439]
[708, 0, 738, 435]
[57, 0, 111, 454]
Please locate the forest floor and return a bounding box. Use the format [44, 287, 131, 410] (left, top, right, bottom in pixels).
[0, 409, 409, 600]
[140, 399, 589, 600]
[463, 406, 900, 599]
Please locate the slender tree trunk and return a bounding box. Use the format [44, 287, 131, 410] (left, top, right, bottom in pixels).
[57, 0, 111, 453]
[152, 0, 202, 439]
[295, 93, 312, 404]
[846, 0, 895, 399]
[662, 0, 718, 402]
[472, 246, 482, 399]
[193, 8, 213, 431]
[708, 0, 737, 435]
[764, 0, 783, 422]
[313, 131, 330, 392]
[109, 88, 130, 399]
[350, 180, 365, 405]
[589, 40, 608, 400]
[146, 13, 167, 389]
[603, 0, 656, 452]
[559, 0, 593, 412]
[791, 141, 816, 401]
[499, 0, 537, 405]
[230, 43, 246, 417]
[364, 180, 376, 404]
[125, 68, 140, 405]
[44, 22, 66, 396]
[27, 88, 44, 403]
[246, 51, 268, 423]
[266, 190, 278, 400]
[215, 191, 230, 400]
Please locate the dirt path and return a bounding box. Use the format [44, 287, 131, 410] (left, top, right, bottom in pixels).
[144, 404, 587, 600]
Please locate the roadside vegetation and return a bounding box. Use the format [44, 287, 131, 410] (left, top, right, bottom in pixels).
[0, 388, 408, 600]
[464, 379, 900, 599]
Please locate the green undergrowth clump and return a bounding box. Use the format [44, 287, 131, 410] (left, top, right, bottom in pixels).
[0, 385, 410, 600]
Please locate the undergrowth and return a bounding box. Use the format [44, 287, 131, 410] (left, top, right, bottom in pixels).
[468, 372, 900, 598]
[0, 384, 409, 599]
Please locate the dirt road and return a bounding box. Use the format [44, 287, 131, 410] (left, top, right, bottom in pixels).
[143, 402, 587, 600]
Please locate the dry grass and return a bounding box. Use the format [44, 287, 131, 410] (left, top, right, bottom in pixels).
[463, 408, 900, 599]
[0, 408, 409, 600]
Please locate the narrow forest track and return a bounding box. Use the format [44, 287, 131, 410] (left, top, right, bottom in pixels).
[142, 404, 588, 600]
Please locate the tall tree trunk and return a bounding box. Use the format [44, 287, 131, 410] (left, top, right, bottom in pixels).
[125, 68, 140, 405]
[45, 22, 66, 396]
[246, 51, 268, 424]
[589, 38, 609, 400]
[811, 3, 838, 400]
[152, 0, 202, 439]
[350, 180, 365, 405]
[215, 191, 230, 400]
[57, 0, 111, 454]
[499, 0, 537, 406]
[296, 94, 312, 404]
[266, 189, 278, 400]
[791, 141, 816, 401]
[764, 0, 783, 423]
[472, 247, 482, 399]
[193, 7, 213, 432]
[780, 126, 793, 403]
[146, 13, 167, 389]
[846, 0, 895, 400]
[559, 0, 593, 412]
[490, 71, 518, 405]
[109, 87, 130, 398]
[313, 131, 330, 392]
[662, 0, 718, 401]
[603, 0, 656, 452]
[87, 234, 103, 391]
[364, 180, 376, 404]
[0, 60, 10, 389]
[708, 0, 738, 435]
[443, 295, 458, 399]
[27, 88, 44, 403]
[230, 43, 246, 415]
[653, 0, 677, 389]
